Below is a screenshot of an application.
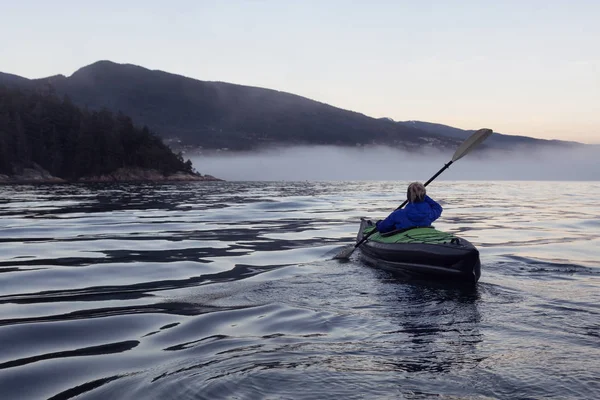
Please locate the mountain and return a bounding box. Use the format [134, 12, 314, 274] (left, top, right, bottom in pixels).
[0, 61, 584, 152]
[0, 72, 32, 88]
[395, 120, 580, 148]
[1, 61, 461, 151]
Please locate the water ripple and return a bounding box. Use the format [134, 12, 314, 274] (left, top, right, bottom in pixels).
[0, 181, 599, 399]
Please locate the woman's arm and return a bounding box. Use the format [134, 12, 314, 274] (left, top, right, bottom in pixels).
[376, 210, 402, 233]
[424, 195, 443, 221]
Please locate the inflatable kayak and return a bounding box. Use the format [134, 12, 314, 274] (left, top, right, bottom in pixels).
[356, 219, 481, 283]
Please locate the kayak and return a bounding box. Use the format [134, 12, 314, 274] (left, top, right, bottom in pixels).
[356, 219, 481, 283]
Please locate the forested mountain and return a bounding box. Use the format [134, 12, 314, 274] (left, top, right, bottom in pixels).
[0, 72, 31, 88]
[0, 61, 458, 151]
[1, 61, 586, 153]
[0, 86, 196, 180]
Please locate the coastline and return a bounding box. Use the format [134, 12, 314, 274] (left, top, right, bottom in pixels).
[0, 166, 223, 184]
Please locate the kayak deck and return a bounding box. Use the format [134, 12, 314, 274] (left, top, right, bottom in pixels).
[356, 219, 481, 283]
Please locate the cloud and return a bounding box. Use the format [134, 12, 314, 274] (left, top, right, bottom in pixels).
[189, 145, 600, 181]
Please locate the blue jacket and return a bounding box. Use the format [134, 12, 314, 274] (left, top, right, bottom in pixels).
[376, 195, 443, 233]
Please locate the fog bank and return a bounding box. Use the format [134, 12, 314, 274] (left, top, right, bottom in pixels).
[190, 145, 600, 181]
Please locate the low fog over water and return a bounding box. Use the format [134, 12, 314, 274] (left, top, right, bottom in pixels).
[190, 145, 600, 181]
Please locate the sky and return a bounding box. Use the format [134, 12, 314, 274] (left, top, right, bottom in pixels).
[1, 0, 599, 143]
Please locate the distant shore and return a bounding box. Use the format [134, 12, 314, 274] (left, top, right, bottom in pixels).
[0, 166, 222, 184]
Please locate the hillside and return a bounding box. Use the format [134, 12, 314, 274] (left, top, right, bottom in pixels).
[395, 120, 580, 148]
[1, 61, 459, 151]
[1, 61, 586, 153]
[0, 86, 216, 182]
[0, 72, 32, 88]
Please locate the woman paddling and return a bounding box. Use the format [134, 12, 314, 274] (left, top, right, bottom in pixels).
[376, 182, 443, 233]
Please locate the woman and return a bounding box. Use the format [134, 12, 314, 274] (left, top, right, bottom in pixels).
[375, 182, 443, 233]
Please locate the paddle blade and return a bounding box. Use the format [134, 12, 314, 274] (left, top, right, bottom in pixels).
[451, 128, 493, 162]
[333, 244, 356, 260]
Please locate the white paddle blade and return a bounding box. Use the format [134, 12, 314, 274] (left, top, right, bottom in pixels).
[451, 128, 493, 162]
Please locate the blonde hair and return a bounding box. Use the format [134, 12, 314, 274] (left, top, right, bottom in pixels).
[407, 182, 426, 203]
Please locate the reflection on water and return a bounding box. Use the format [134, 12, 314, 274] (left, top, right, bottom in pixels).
[0, 181, 599, 399]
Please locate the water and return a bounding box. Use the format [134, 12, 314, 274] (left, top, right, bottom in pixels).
[0, 181, 598, 400]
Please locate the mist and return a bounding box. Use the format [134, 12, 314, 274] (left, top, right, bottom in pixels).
[189, 145, 600, 181]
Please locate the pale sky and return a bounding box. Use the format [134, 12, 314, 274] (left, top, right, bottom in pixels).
[1, 0, 599, 143]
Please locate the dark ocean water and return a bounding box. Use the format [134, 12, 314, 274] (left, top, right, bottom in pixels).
[0, 181, 598, 400]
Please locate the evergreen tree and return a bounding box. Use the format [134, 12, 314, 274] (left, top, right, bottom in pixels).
[0, 85, 198, 180]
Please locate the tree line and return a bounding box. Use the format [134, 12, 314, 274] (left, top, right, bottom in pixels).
[0, 85, 194, 179]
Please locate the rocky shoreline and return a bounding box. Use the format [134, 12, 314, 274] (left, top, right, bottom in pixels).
[0, 166, 222, 184]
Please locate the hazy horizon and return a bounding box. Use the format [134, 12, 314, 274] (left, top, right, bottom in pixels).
[2, 1, 599, 144]
[189, 144, 600, 182]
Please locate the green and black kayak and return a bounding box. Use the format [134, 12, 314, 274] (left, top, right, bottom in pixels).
[356, 219, 481, 283]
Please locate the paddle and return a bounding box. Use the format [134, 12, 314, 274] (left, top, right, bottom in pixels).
[334, 128, 493, 260]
